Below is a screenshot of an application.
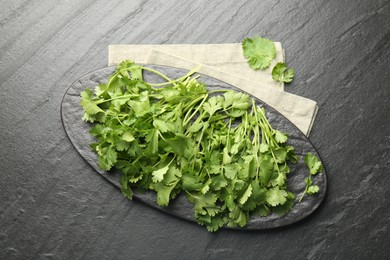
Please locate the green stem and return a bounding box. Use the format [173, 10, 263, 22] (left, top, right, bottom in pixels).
[107, 72, 119, 87]
[183, 94, 208, 125]
[142, 65, 201, 86]
[298, 186, 308, 202]
[97, 93, 156, 104]
[208, 89, 229, 94]
[141, 67, 172, 82]
[183, 95, 205, 113]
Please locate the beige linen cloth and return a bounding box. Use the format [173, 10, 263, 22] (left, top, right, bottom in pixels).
[108, 44, 318, 136]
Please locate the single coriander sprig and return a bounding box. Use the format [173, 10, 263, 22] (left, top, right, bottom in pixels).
[298, 153, 322, 202]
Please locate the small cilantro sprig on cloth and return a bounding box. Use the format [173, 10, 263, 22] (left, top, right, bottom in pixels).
[272, 62, 294, 83]
[242, 36, 295, 84]
[80, 60, 320, 231]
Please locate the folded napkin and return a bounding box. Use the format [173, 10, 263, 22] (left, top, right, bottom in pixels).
[108, 44, 318, 136]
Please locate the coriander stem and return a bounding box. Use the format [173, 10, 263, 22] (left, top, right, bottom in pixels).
[141, 67, 172, 82]
[298, 186, 308, 203]
[142, 65, 200, 86]
[183, 94, 208, 125]
[97, 94, 153, 104]
[107, 72, 119, 88]
[183, 95, 205, 113]
[208, 89, 229, 94]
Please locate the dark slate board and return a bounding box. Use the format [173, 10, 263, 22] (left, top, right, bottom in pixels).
[61, 65, 327, 230]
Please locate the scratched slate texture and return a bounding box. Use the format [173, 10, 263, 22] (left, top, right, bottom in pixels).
[0, 0, 389, 259]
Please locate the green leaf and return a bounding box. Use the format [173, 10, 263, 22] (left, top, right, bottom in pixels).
[259, 143, 269, 153]
[273, 192, 295, 216]
[115, 139, 130, 151]
[204, 215, 226, 232]
[266, 187, 288, 206]
[117, 60, 143, 80]
[285, 145, 298, 163]
[121, 131, 135, 142]
[307, 185, 319, 195]
[274, 130, 288, 143]
[239, 184, 253, 205]
[222, 147, 232, 165]
[89, 124, 105, 138]
[187, 121, 204, 133]
[97, 146, 117, 171]
[241, 181, 266, 211]
[120, 173, 133, 200]
[305, 177, 313, 186]
[187, 192, 220, 216]
[273, 147, 287, 163]
[259, 153, 274, 186]
[203, 96, 224, 116]
[223, 164, 237, 179]
[223, 91, 251, 110]
[242, 36, 276, 70]
[153, 118, 174, 133]
[201, 179, 212, 195]
[152, 165, 170, 183]
[272, 62, 294, 83]
[145, 129, 159, 155]
[256, 204, 270, 217]
[228, 205, 248, 227]
[80, 89, 103, 115]
[182, 174, 204, 191]
[210, 174, 228, 190]
[270, 172, 286, 187]
[304, 153, 323, 175]
[166, 134, 196, 159]
[128, 100, 150, 117]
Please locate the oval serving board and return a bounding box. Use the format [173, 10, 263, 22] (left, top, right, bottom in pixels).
[61, 65, 327, 230]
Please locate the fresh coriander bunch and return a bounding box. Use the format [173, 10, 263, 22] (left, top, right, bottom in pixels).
[80, 60, 321, 231]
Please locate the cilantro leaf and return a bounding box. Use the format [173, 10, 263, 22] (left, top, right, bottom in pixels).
[145, 129, 159, 155]
[274, 130, 288, 143]
[259, 153, 274, 186]
[272, 62, 294, 83]
[121, 131, 135, 142]
[304, 153, 323, 175]
[223, 91, 250, 110]
[273, 192, 295, 216]
[266, 187, 288, 207]
[128, 100, 150, 117]
[307, 185, 319, 195]
[242, 36, 276, 70]
[153, 119, 174, 133]
[239, 184, 253, 205]
[117, 60, 143, 80]
[120, 173, 133, 199]
[152, 165, 170, 183]
[186, 192, 220, 217]
[80, 89, 103, 115]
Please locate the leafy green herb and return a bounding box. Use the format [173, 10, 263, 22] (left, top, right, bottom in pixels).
[304, 152, 323, 175]
[241, 36, 295, 85]
[299, 153, 322, 202]
[80, 60, 321, 231]
[242, 36, 276, 70]
[272, 62, 294, 83]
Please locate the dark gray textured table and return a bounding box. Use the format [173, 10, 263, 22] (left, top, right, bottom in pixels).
[1, 1, 389, 259]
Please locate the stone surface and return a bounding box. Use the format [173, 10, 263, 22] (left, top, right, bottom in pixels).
[0, 0, 389, 259]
